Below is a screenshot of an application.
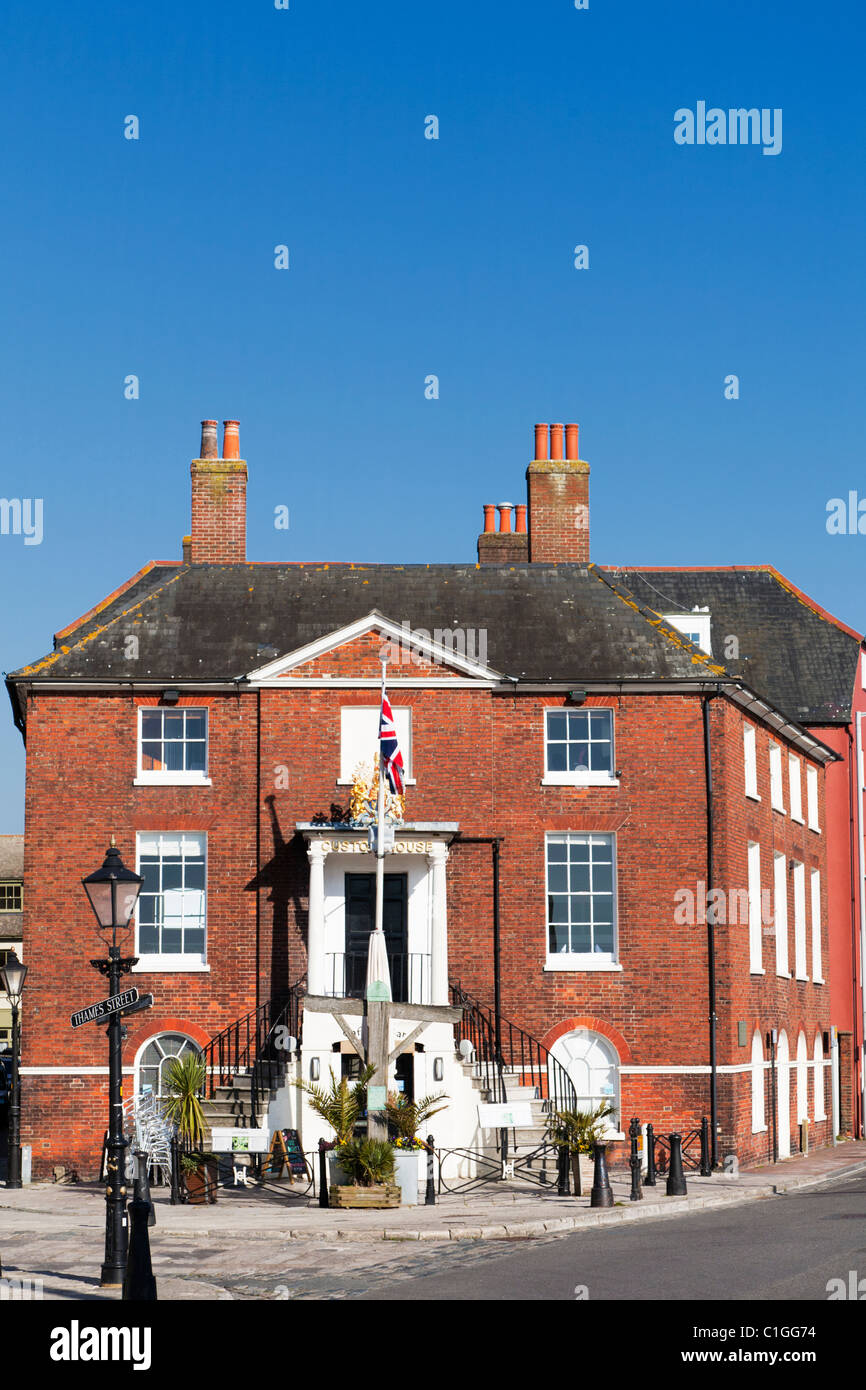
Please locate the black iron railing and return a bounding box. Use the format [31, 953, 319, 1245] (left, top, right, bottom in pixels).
[323, 952, 431, 1005]
[201, 975, 306, 1126]
[449, 983, 579, 1116]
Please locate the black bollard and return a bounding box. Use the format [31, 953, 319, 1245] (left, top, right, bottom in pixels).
[700, 1117, 712, 1176]
[629, 1117, 643, 1202]
[590, 1143, 614, 1208]
[122, 1195, 157, 1301]
[318, 1139, 330, 1209]
[425, 1134, 436, 1205]
[556, 1143, 570, 1196]
[132, 1151, 156, 1228]
[644, 1123, 657, 1186]
[169, 1135, 181, 1206]
[666, 1133, 688, 1196]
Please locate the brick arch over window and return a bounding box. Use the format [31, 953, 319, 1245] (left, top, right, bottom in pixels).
[540, 1016, 633, 1066]
[126, 1017, 211, 1060]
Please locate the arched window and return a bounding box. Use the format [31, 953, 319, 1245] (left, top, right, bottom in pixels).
[813, 1033, 826, 1121]
[796, 1032, 808, 1123]
[777, 1031, 791, 1159]
[751, 1031, 766, 1132]
[550, 1028, 621, 1134]
[136, 1032, 201, 1099]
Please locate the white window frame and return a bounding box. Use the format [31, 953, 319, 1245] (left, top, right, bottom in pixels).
[543, 832, 622, 972]
[135, 706, 212, 786]
[806, 766, 820, 832]
[792, 861, 807, 980]
[769, 744, 785, 812]
[789, 756, 803, 824]
[748, 842, 763, 974]
[810, 869, 824, 983]
[751, 1031, 766, 1134]
[796, 1032, 809, 1124]
[662, 610, 712, 655]
[542, 708, 619, 788]
[338, 706, 414, 785]
[132, 832, 210, 973]
[813, 1033, 826, 1120]
[743, 725, 760, 800]
[773, 851, 789, 977]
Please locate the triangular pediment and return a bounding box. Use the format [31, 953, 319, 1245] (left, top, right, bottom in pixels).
[245, 610, 503, 685]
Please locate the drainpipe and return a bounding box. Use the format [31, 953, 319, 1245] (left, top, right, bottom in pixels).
[702, 695, 719, 1168]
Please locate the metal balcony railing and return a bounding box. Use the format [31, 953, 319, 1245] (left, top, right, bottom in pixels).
[323, 951, 431, 1005]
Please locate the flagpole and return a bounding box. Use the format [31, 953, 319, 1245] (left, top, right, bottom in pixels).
[374, 660, 386, 938]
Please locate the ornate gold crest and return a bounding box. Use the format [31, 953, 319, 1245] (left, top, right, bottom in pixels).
[348, 761, 405, 826]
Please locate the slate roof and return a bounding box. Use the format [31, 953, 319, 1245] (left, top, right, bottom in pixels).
[7, 561, 725, 690]
[608, 568, 862, 725]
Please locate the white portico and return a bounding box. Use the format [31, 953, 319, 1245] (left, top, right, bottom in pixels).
[299, 822, 457, 1007]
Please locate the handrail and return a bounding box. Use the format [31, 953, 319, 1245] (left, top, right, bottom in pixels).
[201, 975, 306, 1127]
[450, 982, 578, 1117]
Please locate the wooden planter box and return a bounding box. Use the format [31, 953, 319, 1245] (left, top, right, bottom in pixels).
[329, 1183, 401, 1209]
[184, 1160, 219, 1205]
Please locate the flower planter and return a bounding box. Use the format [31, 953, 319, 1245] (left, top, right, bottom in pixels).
[569, 1154, 595, 1195]
[393, 1149, 429, 1206]
[329, 1183, 401, 1209]
[184, 1159, 219, 1205]
[327, 1153, 350, 1187]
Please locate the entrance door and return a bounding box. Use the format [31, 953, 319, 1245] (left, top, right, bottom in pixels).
[344, 873, 408, 998]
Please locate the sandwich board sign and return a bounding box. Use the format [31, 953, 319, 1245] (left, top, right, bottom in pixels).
[477, 1101, 534, 1130]
[70, 989, 139, 1029]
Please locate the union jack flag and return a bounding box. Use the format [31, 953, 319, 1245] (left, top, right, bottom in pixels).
[378, 685, 405, 795]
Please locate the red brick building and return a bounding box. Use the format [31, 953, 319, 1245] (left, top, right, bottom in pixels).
[6, 419, 849, 1176]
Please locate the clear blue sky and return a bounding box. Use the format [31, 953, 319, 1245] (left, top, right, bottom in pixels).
[1, 0, 864, 829]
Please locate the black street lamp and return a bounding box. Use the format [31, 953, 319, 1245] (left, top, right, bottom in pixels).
[82, 839, 142, 1288]
[0, 951, 28, 1189]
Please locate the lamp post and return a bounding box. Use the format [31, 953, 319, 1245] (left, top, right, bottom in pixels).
[0, 952, 28, 1189]
[82, 839, 143, 1288]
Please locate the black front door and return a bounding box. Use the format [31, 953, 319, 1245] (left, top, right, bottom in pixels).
[345, 873, 408, 998]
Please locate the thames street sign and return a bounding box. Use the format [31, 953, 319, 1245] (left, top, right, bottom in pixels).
[70, 989, 139, 1029]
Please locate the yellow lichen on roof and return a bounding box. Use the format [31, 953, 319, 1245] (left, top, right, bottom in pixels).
[12, 571, 185, 677]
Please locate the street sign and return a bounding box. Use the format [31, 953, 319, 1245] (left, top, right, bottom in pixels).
[478, 1101, 534, 1129]
[70, 989, 139, 1029]
[119, 993, 153, 1018]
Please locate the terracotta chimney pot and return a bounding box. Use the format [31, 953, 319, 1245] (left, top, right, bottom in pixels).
[482, 504, 496, 533]
[222, 420, 240, 460]
[550, 424, 564, 461]
[534, 423, 548, 461]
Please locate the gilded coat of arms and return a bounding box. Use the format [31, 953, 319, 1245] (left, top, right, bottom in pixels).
[348, 761, 405, 826]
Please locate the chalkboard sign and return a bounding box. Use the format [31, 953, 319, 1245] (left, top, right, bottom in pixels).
[281, 1129, 307, 1178]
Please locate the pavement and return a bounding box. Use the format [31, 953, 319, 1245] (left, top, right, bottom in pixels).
[2, 1139, 865, 1299]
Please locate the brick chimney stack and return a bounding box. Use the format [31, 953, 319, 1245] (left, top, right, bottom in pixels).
[526, 421, 589, 563]
[188, 419, 247, 563]
[477, 420, 589, 564]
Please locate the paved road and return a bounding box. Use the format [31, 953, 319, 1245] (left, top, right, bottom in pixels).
[351, 1172, 866, 1302]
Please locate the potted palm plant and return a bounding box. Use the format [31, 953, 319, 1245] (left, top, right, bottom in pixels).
[386, 1091, 447, 1205]
[329, 1137, 400, 1208]
[295, 1064, 375, 1186]
[163, 1053, 218, 1205]
[548, 1101, 617, 1196]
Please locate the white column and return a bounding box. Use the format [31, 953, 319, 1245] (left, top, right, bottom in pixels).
[428, 841, 449, 1005]
[306, 840, 328, 995]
